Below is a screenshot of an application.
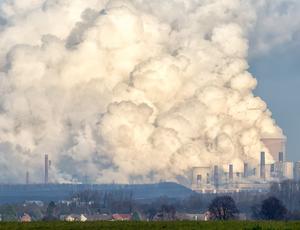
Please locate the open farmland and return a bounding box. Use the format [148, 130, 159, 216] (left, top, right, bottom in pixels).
[0, 221, 299, 230]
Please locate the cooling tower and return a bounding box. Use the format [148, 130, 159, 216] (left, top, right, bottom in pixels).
[261, 137, 286, 162]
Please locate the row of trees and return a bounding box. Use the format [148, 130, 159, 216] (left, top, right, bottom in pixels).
[0, 190, 135, 221]
[0, 180, 298, 221]
[0, 194, 286, 221]
[208, 196, 287, 220]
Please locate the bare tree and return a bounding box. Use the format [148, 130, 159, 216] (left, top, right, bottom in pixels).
[208, 196, 239, 220]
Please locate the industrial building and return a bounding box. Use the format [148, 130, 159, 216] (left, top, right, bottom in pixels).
[191, 137, 300, 193]
[24, 138, 300, 195]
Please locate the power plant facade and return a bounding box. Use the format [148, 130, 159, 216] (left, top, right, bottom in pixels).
[191, 137, 298, 193]
[23, 138, 298, 189]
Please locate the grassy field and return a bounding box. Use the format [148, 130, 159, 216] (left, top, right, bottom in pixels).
[0, 221, 299, 230]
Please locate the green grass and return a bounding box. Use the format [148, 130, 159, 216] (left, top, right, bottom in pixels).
[0, 221, 298, 230]
[0, 221, 300, 230]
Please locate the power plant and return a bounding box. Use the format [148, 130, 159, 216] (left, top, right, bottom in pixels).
[191, 137, 298, 193]
[20, 137, 299, 192]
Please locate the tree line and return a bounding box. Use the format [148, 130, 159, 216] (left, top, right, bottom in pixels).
[0, 180, 300, 221]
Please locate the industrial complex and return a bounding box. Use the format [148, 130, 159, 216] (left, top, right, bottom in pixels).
[23, 137, 300, 195]
[191, 137, 300, 193]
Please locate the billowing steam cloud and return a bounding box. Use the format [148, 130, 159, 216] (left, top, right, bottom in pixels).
[0, 0, 285, 184]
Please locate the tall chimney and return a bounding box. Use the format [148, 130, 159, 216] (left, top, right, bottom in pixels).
[243, 163, 248, 178]
[213, 165, 219, 189]
[26, 171, 29, 185]
[229, 164, 233, 181]
[196, 174, 202, 185]
[260, 152, 265, 179]
[279, 152, 284, 162]
[45, 154, 49, 184]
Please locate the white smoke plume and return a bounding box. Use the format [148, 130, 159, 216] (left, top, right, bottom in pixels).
[0, 0, 285, 184]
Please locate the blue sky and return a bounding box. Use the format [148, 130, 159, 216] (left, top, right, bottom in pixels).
[250, 42, 300, 161]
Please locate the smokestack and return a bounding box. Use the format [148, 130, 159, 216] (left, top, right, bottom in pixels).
[26, 171, 29, 185]
[45, 154, 48, 184]
[260, 151, 265, 179]
[196, 174, 202, 185]
[271, 163, 275, 173]
[229, 164, 233, 181]
[213, 165, 218, 189]
[243, 163, 248, 178]
[279, 152, 284, 162]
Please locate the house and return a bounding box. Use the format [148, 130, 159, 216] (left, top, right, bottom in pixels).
[203, 211, 211, 221]
[112, 213, 132, 221]
[58, 200, 72, 206]
[20, 213, 32, 222]
[175, 211, 212, 221]
[152, 212, 164, 221]
[79, 214, 87, 222]
[86, 214, 112, 221]
[176, 213, 202, 221]
[64, 215, 75, 222]
[63, 214, 87, 222]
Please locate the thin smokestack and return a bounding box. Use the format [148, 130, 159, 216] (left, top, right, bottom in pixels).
[243, 163, 248, 178]
[229, 164, 233, 181]
[26, 171, 29, 185]
[260, 151, 265, 179]
[279, 152, 284, 162]
[213, 165, 218, 189]
[45, 154, 48, 184]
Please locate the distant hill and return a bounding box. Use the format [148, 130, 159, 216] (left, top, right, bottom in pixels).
[0, 182, 194, 204]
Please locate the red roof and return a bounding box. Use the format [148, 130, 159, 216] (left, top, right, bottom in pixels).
[112, 213, 132, 220]
[21, 213, 32, 222]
